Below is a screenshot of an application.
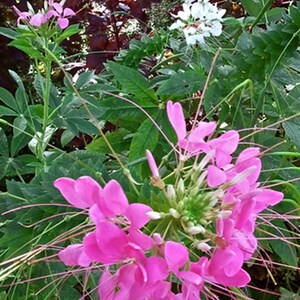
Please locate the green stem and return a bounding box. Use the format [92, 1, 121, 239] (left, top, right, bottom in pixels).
[37, 60, 52, 164]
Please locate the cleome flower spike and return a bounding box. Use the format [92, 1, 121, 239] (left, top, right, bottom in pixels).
[56, 99, 284, 299]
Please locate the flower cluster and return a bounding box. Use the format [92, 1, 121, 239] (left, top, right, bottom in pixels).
[55, 100, 283, 299]
[13, 0, 75, 29]
[170, 0, 226, 45]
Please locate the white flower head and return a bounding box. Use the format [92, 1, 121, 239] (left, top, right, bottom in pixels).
[170, 0, 226, 45]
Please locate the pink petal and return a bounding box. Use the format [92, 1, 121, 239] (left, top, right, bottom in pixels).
[209, 131, 239, 155]
[29, 13, 47, 27]
[83, 232, 107, 263]
[207, 165, 227, 187]
[98, 270, 115, 300]
[166, 101, 186, 141]
[146, 150, 159, 177]
[128, 229, 153, 250]
[214, 149, 233, 168]
[45, 9, 59, 19]
[178, 270, 203, 285]
[97, 179, 129, 218]
[52, 2, 63, 14]
[57, 17, 69, 29]
[88, 203, 105, 225]
[63, 8, 76, 17]
[213, 268, 251, 287]
[144, 256, 169, 283]
[236, 147, 260, 163]
[188, 122, 216, 142]
[54, 176, 102, 209]
[164, 241, 188, 272]
[253, 189, 284, 212]
[96, 221, 128, 260]
[126, 203, 152, 229]
[58, 244, 91, 267]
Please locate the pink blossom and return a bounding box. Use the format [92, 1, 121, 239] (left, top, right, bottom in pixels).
[29, 13, 47, 27]
[12, 6, 31, 25]
[166, 100, 217, 155]
[146, 149, 160, 178]
[54, 176, 102, 209]
[47, 0, 76, 29]
[58, 244, 92, 267]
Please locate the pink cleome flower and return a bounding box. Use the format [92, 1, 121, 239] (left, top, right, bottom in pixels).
[12, 1, 75, 29]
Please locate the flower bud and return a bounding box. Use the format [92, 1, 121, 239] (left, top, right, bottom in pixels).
[146, 211, 162, 220]
[197, 242, 211, 252]
[167, 185, 176, 200]
[187, 225, 206, 235]
[153, 233, 163, 245]
[169, 208, 180, 219]
[177, 178, 185, 198]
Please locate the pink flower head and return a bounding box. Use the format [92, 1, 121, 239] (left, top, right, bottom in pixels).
[146, 149, 160, 178]
[29, 13, 47, 27]
[47, 0, 76, 29]
[58, 244, 92, 267]
[13, 6, 31, 25]
[54, 176, 102, 209]
[166, 100, 216, 155]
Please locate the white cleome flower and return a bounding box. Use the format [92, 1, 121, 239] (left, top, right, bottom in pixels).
[170, 0, 226, 45]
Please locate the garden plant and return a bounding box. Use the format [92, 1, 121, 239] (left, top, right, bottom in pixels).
[0, 0, 299, 299]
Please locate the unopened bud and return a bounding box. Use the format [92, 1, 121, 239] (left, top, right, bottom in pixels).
[218, 210, 232, 218]
[187, 225, 206, 235]
[169, 208, 180, 219]
[153, 233, 163, 245]
[167, 185, 176, 200]
[197, 242, 211, 252]
[177, 178, 185, 197]
[146, 211, 162, 220]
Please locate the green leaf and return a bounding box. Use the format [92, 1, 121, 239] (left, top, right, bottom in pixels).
[0, 157, 9, 179]
[9, 39, 43, 59]
[0, 106, 18, 117]
[86, 128, 131, 154]
[56, 24, 81, 43]
[107, 61, 158, 103]
[128, 113, 160, 175]
[156, 70, 206, 97]
[283, 118, 300, 150]
[0, 87, 18, 111]
[0, 27, 17, 40]
[0, 128, 9, 157]
[266, 219, 298, 267]
[241, 0, 264, 17]
[9, 70, 28, 111]
[13, 115, 27, 138]
[11, 132, 31, 157]
[75, 70, 95, 89]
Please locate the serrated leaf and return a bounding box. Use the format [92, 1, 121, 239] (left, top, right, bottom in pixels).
[87, 128, 131, 154]
[0, 27, 17, 40]
[75, 70, 95, 89]
[156, 70, 206, 96]
[128, 113, 160, 175]
[266, 219, 298, 267]
[283, 118, 300, 150]
[0, 106, 18, 117]
[107, 61, 158, 103]
[0, 128, 9, 157]
[0, 87, 18, 111]
[13, 115, 27, 138]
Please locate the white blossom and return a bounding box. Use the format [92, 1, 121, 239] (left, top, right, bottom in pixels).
[170, 0, 226, 45]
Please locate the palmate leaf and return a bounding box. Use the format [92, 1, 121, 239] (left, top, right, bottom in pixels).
[128, 112, 161, 176]
[107, 61, 158, 103]
[156, 70, 206, 98]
